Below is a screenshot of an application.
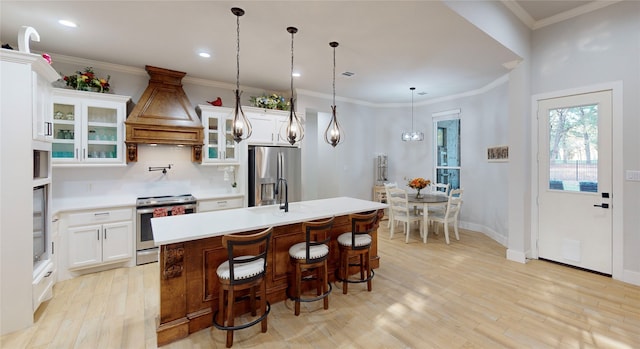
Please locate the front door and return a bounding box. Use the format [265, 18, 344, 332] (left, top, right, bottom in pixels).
[537, 90, 612, 274]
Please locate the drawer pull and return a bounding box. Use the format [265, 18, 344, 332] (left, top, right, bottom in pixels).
[94, 212, 110, 216]
[217, 201, 228, 205]
[44, 271, 52, 278]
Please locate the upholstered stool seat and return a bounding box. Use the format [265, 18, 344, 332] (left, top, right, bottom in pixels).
[288, 217, 334, 316]
[336, 211, 379, 294]
[213, 227, 272, 348]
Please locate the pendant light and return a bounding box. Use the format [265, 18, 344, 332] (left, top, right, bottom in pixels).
[324, 41, 343, 147]
[282, 26, 304, 145]
[230, 7, 252, 143]
[401, 87, 424, 141]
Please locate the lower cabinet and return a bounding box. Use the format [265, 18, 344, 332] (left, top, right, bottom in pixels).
[197, 197, 243, 212]
[66, 208, 133, 270]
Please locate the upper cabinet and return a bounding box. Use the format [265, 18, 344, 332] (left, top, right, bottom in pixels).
[52, 89, 131, 166]
[244, 107, 299, 147]
[197, 105, 241, 164]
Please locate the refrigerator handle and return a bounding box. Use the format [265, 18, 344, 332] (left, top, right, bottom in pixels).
[277, 152, 284, 180]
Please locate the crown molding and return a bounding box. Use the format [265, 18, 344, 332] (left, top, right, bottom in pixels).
[502, 0, 623, 31]
[532, 0, 622, 30]
[46, 52, 509, 109]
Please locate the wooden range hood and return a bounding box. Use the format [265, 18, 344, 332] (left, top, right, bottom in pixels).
[125, 65, 203, 163]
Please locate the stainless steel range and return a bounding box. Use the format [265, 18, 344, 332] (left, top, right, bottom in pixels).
[135, 194, 197, 265]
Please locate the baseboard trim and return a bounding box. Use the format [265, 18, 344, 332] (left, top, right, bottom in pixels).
[506, 249, 527, 264]
[621, 269, 640, 286]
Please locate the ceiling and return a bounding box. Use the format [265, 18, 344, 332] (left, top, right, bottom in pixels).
[0, 1, 597, 105]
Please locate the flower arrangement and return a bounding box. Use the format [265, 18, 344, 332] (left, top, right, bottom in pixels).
[408, 177, 431, 198]
[249, 93, 290, 110]
[62, 67, 110, 93]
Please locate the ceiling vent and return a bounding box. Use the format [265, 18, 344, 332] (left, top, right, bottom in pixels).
[124, 66, 204, 163]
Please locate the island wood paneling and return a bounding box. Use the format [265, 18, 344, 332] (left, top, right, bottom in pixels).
[156, 210, 383, 346]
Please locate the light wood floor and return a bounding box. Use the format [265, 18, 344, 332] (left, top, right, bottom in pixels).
[3, 223, 640, 348]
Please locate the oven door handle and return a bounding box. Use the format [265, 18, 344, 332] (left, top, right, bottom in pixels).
[137, 203, 197, 214]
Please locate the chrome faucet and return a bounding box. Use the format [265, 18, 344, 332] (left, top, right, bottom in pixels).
[275, 177, 288, 212]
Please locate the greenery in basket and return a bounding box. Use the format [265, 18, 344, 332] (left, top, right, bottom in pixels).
[249, 93, 290, 110]
[62, 67, 110, 93]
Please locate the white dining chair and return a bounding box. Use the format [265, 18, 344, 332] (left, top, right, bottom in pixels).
[387, 188, 424, 243]
[427, 182, 450, 224]
[431, 182, 450, 196]
[383, 182, 398, 228]
[428, 188, 463, 244]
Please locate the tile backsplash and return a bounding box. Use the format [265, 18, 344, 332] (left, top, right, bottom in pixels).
[52, 144, 238, 199]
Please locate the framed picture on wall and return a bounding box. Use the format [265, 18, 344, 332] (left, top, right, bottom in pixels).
[487, 145, 509, 162]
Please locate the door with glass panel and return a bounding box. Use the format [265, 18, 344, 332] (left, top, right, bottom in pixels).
[537, 90, 612, 274]
[434, 119, 460, 190]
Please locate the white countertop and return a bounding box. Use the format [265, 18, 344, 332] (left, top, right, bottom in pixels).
[152, 196, 387, 246]
[52, 192, 244, 214]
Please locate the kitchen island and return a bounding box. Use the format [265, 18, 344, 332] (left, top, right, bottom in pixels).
[151, 197, 386, 346]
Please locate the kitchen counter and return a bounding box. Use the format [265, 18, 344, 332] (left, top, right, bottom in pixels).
[52, 192, 244, 214]
[154, 196, 386, 346]
[152, 196, 387, 245]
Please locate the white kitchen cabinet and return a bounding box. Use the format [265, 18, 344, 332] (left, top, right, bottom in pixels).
[66, 208, 133, 270]
[32, 70, 57, 142]
[197, 196, 244, 212]
[197, 105, 240, 164]
[1, 50, 59, 335]
[52, 89, 131, 166]
[244, 107, 296, 146]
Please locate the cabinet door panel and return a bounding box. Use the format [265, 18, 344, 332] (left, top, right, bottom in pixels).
[102, 221, 133, 263]
[247, 114, 275, 145]
[68, 224, 102, 269]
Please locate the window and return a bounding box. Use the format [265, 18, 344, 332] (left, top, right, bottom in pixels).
[433, 110, 461, 190]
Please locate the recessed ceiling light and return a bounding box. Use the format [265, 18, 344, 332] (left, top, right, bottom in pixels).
[292, 72, 301, 77]
[198, 52, 211, 58]
[58, 20, 77, 28]
[341, 71, 354, 77]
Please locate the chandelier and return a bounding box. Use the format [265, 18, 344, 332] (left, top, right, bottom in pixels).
[401, 87, 424, 141]
[324, 41, 343, 147]
[230, 7, 252, 143]
[282, 26, 304, 145]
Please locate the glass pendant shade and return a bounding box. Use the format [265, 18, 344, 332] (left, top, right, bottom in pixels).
[324, 41, 343, 147]
[230, 7, 251, 143]
[402, 87, 423, 142]
[282, 26, 304, 145]
[401, 131, 424, 141]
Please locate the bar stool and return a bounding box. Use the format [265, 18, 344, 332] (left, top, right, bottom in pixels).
[213, 227, 272, 348]
[288, 216, 334, 315]
[336, 211, 379, 294]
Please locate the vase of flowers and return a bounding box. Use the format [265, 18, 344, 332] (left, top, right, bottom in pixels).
[408, 177, 431, 198]
[62, 67, 110, 93]
[249, 93, 290, 110]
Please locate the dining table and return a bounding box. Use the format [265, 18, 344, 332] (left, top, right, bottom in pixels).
[406, 193, 449, 243]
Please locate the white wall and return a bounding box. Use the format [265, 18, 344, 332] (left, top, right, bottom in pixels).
[299, 80, 511, 243]
[530, 1, 640, 279]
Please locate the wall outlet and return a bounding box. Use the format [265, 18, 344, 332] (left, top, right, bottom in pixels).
[625, 170, 640, 181]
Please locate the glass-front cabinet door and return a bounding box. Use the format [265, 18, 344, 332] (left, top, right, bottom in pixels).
[199, 105, 240, 164]
[52, 89, 130, 166]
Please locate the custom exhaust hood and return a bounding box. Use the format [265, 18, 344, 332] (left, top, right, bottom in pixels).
[124, 65, 204, 163]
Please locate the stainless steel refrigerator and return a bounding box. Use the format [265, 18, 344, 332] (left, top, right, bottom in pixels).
[248, 146, 301, 207]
